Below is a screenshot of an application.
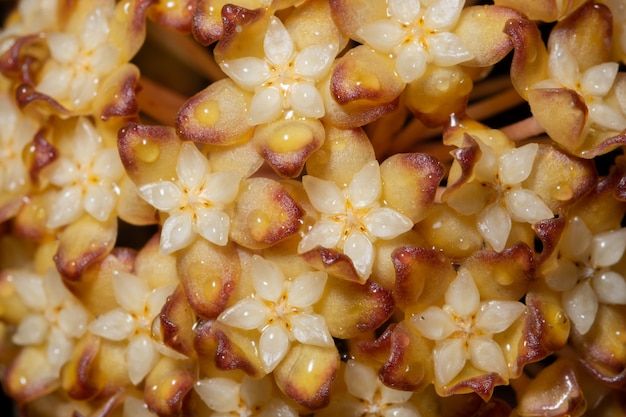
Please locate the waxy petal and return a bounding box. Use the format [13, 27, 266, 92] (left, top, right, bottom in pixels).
[346, 161, 381, 208]
[160, 212, 195, 255]
[127, 334, 158, 385]
[357, 20, 405, 54]
[47, 185, 83, 229]
[138, 181, 182, 211]
[218, 298, 270, 330]
[260, 322, 290, 372]
[475, 301, 526, 334]
[12, 314, 48, 346]
[249, 87, 282, 126]
[504, 189, 553, 224]
[591, 228, 626, 268]
[469, 336, 508, 377]
[477, 203, 512, 252]
[396, 43, 427, 83]
[428, 32, 473, 67]
[88, 309, 135, 341]
[220, 57, 269, 91]
[563, 281, 598, 335]
[302, 175, 345, 214]
[251, 255, 285, 303]
[344, 231, 375, 279]
[592, 271, 626, 305]
[200, 171, 241, 205]
[290, 313, 333, 347]
[362, 207, 413, 240]
[288, 271, 327, 308]
[196, 207, 231, 246]
[112, 271, 149, 314]
[83, 185, 117, 222]
[446, 268, 480, 318]
[411, 306, 456, 341]
[581, 62, 619, 97]
[498, 143, 538, 185]
[344, 360, 378, 403]
[195, 377, 240, 412]
[434, 338, 466, 386]
[295, 44, 337, 80]
[424, 0, 464, 30]
[289, 82, 325, 119]
[176, 142, 210, 190]
[389, 0, 421, 23]
[264, 17, 294, 66]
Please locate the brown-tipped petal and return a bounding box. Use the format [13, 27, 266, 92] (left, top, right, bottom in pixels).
[504, 19, 549, 101]
[117, 122, 181, 185]
[273, 343, 339, 410]
[27, 131, 58, 183]
[517, 359, 586, 417]
[380, 153, 444, 223]
[533, 216, 567, 264]
[176, 239, 239, 319]
[524, 144, 597, 213]
[176, 79, 254, 146]
[205, 141, 264, 179]
[463, 243, 535, 301]
[285, 0, 347, 51]
[55, 214, 118, 282]
[143, 356, 196, 417]
[3, 346, 59, 403]
[159, 285, 196, 357]
[328, 0, 386, 41]
[528, 88, 587, 154]
[110, 0, 154, 62]
[230, 178, 303, 250]
[192, 0, 228, 45]
[456, 6, 521, 67]
[317, 278, 394, 340]
[15, 83, 71, 117]
[203, 321, 265, 378]
[115, 176, 159, 226]
[61, 334, 102, 401]
[253, 118, 325, 178]
[300, 247, 362, 283]
[93, 63, 140, 122]
[147, 0, 196, 32]
[215, 4, 267, 59]
[392, 246, 456, 312]
[494, 0, 586, 22]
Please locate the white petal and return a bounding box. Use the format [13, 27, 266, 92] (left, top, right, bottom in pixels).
[477, 203, 512, 252]
[302, 175, 346, 214]
[548, 43, 579, 88]
[83, 185, 117, 221]
[297, 220, 343, 253]
[504, 189, 553, 224]
[289, 82, 325, 119]
[475, 301, 525, 334]
[264, 17, 294, 66]
[138, 181, 182, 211]
[544, 258, 581, 292]
[344, 360, 378, 403]
[176, 142, 210, 190]
[160, 212, 195, 255]
[287, 271, 327, 308]
[498, 143, 538, 185]
[240, 376, 272, 409]
[290, 313, 333, 347]
[560, 216, 592, 261]
[295, 44, 337, 79]
[47, 186, 83, 228]
[382, 404, 422, 417]
[363, 207, 413, 239]
[195, 377, 241, 412]
[581, 62, 619, 97]
[446, 268, 480, 318]
[411, 306, 457, 341]
[44, 268, 71, 308]
[196, 207, 230, 246]
[434, 338, 466, 386]
[12, 313, 48, 345]
[428, 32, 473, 67]
[199, 171, 241, 205]
[347, 161, 381, 208]
[146, 285, 176, 319]
[259, 322, 290, 372]
[379, 384, 414, 405]
[80, 7, 110, 50]
[357, 20, 405, 53]
[563, 281, 598, 335]
[89, 43, 120, 75]
[127, 334, 158, 385]
[46, 32, 79, 63]
[248, 87, 283, 125]
[469, 336, 508, 377]
[123, 397, 155, 417]
[47, 327, 73, 374]
[73, 118, 101, 160]
[46, 157, 77, 186]
[88, 309, 135, 340]
[424, 0, 464, 30]
[57, 303, 89, 338]
[220, 57, 270, 91]
[589, 102, 626, 131]
[92, 148, 124, 179]
[218, 298, 270, 330]
[592, 270, 626, 305]
[591, 228, 626, 268]
[389, 0, 421, 23]
[13, 271, 46, 310]
[251, 255, 285, 303]
[396, 43, 427, 83]
[112, 271, 149, 314]
[343, 231, 375, 279]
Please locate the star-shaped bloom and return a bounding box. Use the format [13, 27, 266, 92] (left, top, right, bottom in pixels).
[217, 255, 333, 373]
[355, 0, 473, 83]
[298, 160, 415, 280]
[542, 216, 626, 335]
[411, 268, 526, 386]
[138, 141, 241, 255]
[220, 16, 338, 126]
[88, 270, 177, 385]
[533, 41, 626, 132]
[194, 375, 298, 417]
[44, 117, 124, 229]
[445, 141, 553, 252]
[10, 267, 89, 377]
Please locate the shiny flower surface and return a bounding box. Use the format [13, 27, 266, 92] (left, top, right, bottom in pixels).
[217, 255, 333, 373]
[298, 160, 413, 280]
[138, 141, 241, 255]
[219, 16, 337, 125]
[412, 268, 526, 386]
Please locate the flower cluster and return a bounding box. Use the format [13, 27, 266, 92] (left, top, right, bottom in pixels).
[1, 0, 626, 416]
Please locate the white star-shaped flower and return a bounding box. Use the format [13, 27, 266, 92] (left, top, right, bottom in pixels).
[10, 267, 89, 377]
[411, 268, 526, 386]
[543, 216, 626, 335]
[533, 41, 626, 131]
[138, 142, 241, 255]
[356, 0, 473, 83]
[298, 161, 414, 280]
[220, 16, 338, 125]
[88, 270, 177, 385]
[217, 255, 333, 373]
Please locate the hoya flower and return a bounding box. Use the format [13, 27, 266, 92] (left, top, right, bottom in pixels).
[316, 360, 422, 417]
[88, 270, 177, 385]
[444, 134, 553, 252]
[219, 16, 338, 126]
[138, 141, 241, 255]
[194, 375, 298, 417]
[44, 117, 124, 229]
[298, 160, 414, 281]
[9, 267, 89, 377]
[355, 0, 473, 83]
[412, 268, 526, 386]
[542, 216, 626, 335]
[217, 255, 333, 373]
